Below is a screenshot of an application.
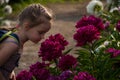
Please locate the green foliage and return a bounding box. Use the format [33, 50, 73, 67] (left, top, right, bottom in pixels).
[72, 0, 120, 79]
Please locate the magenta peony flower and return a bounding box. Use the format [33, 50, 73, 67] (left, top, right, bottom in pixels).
[29, 62, 50, 80]
[47, 70, 72, 80]
[113, 50, 120, 58]
[116, 20, 120, 32]
[74, 25, 100, 46]
[49, 33, 69, 49]
[16, 70, 33, 80]
[106, 48, 117, 53]
[106, 48, 120, 58]
[47, 76, 61, 80]
[75, 15, 105, 31]
[58, 55, 77, 71]
[104, 21, 110, 29]
[39, 40, 63, 61]
[29, 62, 48, 70]
[39, 33, 68, 61]
[59, 70, 73, 80]
[73, 72, 96, 80]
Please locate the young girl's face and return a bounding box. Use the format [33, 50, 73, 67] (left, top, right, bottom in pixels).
[26, 17, 51, 43]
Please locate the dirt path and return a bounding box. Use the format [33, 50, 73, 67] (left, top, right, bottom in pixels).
[15, 1, 90, 74]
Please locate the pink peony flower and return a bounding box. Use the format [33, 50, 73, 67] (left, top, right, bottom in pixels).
[16, 70, 33, 80]
[39, 33, 68, 61]
[73, 25, 100, 46]
[58, 55, 77, 71]
[73, 72, 96, 80]
[116, 20, 120, 32]
[75, 15, 105, 31]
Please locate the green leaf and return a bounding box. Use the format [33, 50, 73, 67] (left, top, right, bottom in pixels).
[32, 76, 37, 80]
[110, 68, 120, 78]
[111, 55, 120, 61]
[63, 48, 73, 55]
[75, 48, 90, 56]
[93, 38, 106, 49]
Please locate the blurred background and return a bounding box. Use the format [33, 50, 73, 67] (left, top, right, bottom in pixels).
[0, 0, 90, 74]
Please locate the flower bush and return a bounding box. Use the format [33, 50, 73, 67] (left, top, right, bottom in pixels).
[16, 0, 120, 80]
[0, 0, 13, 26]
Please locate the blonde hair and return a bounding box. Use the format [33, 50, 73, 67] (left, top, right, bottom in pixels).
[18, 3, 52, 27]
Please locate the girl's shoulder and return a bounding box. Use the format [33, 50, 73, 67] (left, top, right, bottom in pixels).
[0, 30, 20, 47]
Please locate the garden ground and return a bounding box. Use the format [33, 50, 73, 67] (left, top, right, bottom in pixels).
[15, 1, 90, 74]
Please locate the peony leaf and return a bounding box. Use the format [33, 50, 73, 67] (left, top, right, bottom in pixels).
[111, 55, 120, 61]
[110, 68, 120, 78]
[32, 76, 37, 80]
[75, 48, 90, 56]
[63, 48, 73, 55]
[93, 38, 106, 49]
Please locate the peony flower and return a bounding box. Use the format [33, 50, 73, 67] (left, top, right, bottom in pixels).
[58, 55, 77, 71]
[104, 21, 110, 29]
[73, 72, 96, 80]
[75, 15, 105, 31]
[106, 48, 116, 53]
[4, 0, 9, 3]
[32, 68, 50, 80]
[116, 20, 120, 32]
[106, 48, 120, 58]
[49, 34, 69, 48]
[110, 7, 119, 13]
[47, 76, 61, 80]
[74, 25, 100, 46]
[86, 0, 103, 15]
[29, 62, 50, 80]
[16, 70, 33, 80]
[39, 40, 64, 61]
[0, 0, 9, 4]
[48, 70, 72, 80]
[103, 41, 110, 46]
[0, 0, 4, 5]
[29, 62, 48, 70]
[3, 5, 12, 14]
[112, 50, 120, 58]
[1, 20, 11, 27]
[59, 70, 73, 80]
[39, 33, 68, 61]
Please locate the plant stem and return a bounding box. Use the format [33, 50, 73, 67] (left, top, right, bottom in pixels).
[89, 44, 95, 76]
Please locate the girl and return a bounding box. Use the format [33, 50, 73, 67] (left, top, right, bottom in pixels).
[0, 3, 53, 80]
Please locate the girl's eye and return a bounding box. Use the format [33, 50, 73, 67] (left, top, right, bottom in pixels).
[39, 31, 45, 34]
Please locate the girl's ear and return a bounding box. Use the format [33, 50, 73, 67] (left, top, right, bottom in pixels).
[24, 22, 30, 30]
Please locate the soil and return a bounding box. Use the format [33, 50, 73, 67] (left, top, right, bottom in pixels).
[14, 1, 90, 74]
